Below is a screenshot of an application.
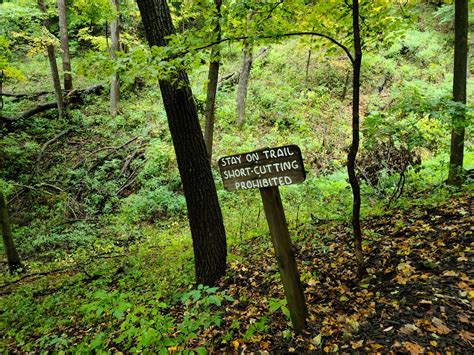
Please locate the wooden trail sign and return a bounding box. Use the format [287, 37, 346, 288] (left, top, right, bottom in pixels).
[218, 145, 308, 333]
[218, 145, 305, 192]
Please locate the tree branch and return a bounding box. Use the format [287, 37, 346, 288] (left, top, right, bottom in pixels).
[1, 91, 53, 100]
[1, 84, 104, 123]
[184, 32, 354, 64]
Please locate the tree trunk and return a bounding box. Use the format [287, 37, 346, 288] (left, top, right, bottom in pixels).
[136, 0, 227, 286]
[46, 46, 65, 119]
[468, 34, 474, 78]
[109, 0, 120, 116]
[203, 0, 222, 163]
[348, 0, 367, 278]
[38, 0, 64, 119]
[305, 32, 315, 83]
[447, 0, 468, 187]
[305, 47, 312, 83]
[0, 191, 22, 273]
[57, 0, 73, 91]
[236, 41, 253, 127]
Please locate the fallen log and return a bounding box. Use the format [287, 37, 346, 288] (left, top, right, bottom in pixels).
[1, 102, 58, 122]
[0, 84, 104, 123]
[1, 91, 53, 100]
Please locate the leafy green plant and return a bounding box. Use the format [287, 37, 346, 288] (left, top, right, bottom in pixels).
[243, 316, 269, 341]
[178, 285, 233, 334]
[268, 297, 290, 320]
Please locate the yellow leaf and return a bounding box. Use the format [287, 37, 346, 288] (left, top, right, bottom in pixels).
[351, 340, 363, 349]
[404, 341, 424, 354]
[430, 340, 438, 347]
[431, 317, 451, 335]
[231, 340, 239, 349]
[442, 270, 458, 277]
[460, 330, 474, 342]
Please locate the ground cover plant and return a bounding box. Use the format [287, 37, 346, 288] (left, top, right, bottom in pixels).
[1, 0, 473, 352]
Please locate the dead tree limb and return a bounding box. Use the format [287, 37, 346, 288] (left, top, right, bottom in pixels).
[34, 129, 71, 171]
[1, 91, 53, 100]
[1, 84, 104, 123]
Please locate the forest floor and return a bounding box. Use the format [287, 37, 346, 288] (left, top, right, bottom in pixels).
[1, 190, 473, 352]
[178, 190, 474, 353]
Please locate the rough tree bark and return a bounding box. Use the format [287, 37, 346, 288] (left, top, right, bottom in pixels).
[38, 0, 64, 120]
[0, 191, 22, 273]
[109, 0, 120, 116]
[236, 41, 253, 127]
[447, 0, 468, 187]
[57, 0, 73, 91]
[203, 0, 222, 162]
[136, 0, 227, 286]
[347, 0, 367, 277]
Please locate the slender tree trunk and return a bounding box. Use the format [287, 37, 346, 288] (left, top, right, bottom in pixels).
[447, 0, 468, 186]
[348, 0, 366, 278]
[57, 0, 73, 91]
[468, 34, 473, 78]
[305, 32, 314, 83]
[341, 71, 351, 101]
[236, 42, 253, 127]
[47, 46, 65, 119]
[0, 191, 22, 273]
[38, 0, 64, 119]
[136, 0, 227, 286]
[203, 0, 222, 162]
[109, 0, 120, 116]
[305, 47, 312, 83]
[1, 70, 5, 116]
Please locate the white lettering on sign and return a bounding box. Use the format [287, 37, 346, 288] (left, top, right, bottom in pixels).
[218, 145, 306, 192]
[245, 152, 259, 162]
[262, 147, 294, 160]
[234, 176, 293, 190]
[220, 155, 242, 167]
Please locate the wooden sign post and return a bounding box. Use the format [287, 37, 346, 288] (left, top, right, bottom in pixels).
[218, 145, 308, 333]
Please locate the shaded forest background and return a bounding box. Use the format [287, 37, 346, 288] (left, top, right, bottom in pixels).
[0, 0, 473, 352]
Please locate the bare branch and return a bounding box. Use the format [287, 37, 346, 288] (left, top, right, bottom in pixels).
[184, 31, 354, 64]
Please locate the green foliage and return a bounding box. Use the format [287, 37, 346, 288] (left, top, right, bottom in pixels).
[0, 2, 43, 41]
[0, 35, 26, 80]
[1, 0, 473, 352]
[268, 297, 290, 319]
[178, 284, 233, 333]
[243, 316, 269, 341]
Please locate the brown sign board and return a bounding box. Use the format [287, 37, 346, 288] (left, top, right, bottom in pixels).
[218, 145, 306, 191]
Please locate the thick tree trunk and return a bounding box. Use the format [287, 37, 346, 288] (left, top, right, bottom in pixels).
[447, 0, 468, 187]
[204, 0, 222, 162]
[348, 0, 367, 278]
[136, 0, 227, 286]
[236, 41, 253, 127]
[38, 0, 64, 119]
[0, 191, 22, 273]
[109, 0, 120, 116]
[57, 0, 73, 91]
